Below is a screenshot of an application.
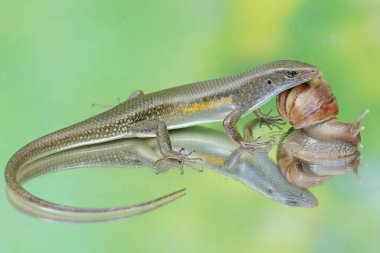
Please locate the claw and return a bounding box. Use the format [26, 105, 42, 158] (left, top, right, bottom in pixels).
[187, 150, 196, 156]
[91, 98, 122, 109]
[91, 103, 114, 109]
[254, 109, 286, 130]
[240, 138, 274, 153]
[153, 148, 202, 174]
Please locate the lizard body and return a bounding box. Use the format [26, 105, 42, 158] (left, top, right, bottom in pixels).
[5, 60, 319, 199]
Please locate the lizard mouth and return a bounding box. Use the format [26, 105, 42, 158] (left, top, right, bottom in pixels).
[302, 68, 320, 83]
[308, 68, 320, 78]
[285, 193, 319, 208]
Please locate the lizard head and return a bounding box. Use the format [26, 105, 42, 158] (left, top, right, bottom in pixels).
[257, 60, 320, 90]
[243, 60, 320, 112]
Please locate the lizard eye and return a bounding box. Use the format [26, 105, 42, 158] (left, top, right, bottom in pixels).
[286, 71, 298, 78]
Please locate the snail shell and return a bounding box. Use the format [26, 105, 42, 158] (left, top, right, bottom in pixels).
[276, 74, 339, 128]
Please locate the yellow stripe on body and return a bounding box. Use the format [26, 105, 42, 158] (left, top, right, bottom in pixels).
[183, 97, 233, 114]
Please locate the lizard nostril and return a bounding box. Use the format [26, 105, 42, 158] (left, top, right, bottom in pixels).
[311, 68, 319, 74]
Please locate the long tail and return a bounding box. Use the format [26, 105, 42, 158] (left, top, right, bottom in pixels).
[6, 184, 185, 223]
[4, 128, 186, 223]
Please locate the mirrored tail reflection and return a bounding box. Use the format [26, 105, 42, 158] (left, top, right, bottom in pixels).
[6, 126, 318, 223]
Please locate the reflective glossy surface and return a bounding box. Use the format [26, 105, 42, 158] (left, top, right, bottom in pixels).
[1, 1, 379, 252]
[7, 127, 317, 222]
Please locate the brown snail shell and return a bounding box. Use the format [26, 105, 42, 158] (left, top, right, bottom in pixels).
[276, 75, 339, 129]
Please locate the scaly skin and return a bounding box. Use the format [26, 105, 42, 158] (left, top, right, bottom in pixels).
[5, 60, 319, 202]
[8, 127, 317, 222]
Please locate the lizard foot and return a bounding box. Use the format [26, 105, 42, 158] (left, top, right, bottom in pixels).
[223, 138, 274, 170]
[154, 148, 203, 174]
[91, 98, 121, 109]
[239, 136, 275, 153]
[254, 109, 286, 130]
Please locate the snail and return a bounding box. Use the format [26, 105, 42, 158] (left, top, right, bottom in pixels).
[281, 111, 367, 160]
[276, 111, 367, 188]
[275, 73, 368, 188]
[276, 74, 339, 128]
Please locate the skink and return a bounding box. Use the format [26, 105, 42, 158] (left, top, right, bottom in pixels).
[5, 60, 319, 207]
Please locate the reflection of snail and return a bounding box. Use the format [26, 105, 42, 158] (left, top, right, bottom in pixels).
[276, 74, 368, 188]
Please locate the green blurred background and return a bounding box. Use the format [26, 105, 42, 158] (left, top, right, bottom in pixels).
[1, 0, 379, 252]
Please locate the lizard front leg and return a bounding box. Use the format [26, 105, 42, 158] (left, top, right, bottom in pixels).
[129, 120, 199, 174]
[225, 117, 280, 169]
[223, 109, 273, 152]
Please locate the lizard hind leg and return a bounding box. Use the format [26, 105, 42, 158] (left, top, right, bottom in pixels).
[129, 120, 201, 174]
[127, 90, 144, 100]
[154, 148, 203, 174]
[91, 90, 144, 109]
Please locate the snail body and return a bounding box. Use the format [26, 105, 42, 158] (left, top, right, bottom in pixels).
[277, 111, 367, 188]
[282, 120, 362, 159]
[302, 116, 365, 145]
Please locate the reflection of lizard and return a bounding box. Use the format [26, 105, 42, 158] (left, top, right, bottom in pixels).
[9, 127, 317, 222]
[5, 60, 318, 205]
